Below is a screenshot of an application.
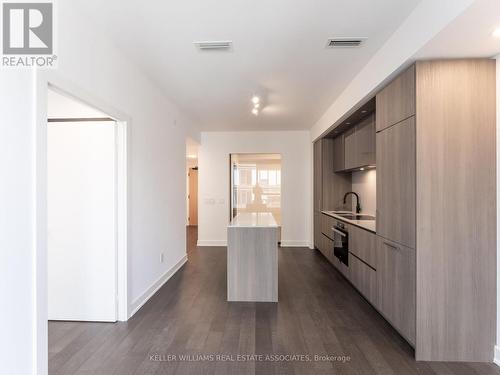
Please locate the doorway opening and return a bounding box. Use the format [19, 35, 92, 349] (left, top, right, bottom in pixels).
[46, 87, 127, 323]
[229, 153, 282, 225]
[186, 138, 199, 252]
[229, 153, 282, 243]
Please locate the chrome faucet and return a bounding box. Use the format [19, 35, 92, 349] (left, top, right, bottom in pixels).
[343, 192, 361, 214]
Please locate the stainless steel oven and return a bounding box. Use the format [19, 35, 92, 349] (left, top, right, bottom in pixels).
[332, 221, 348, 266]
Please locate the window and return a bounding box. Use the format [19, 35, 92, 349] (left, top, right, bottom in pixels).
[230, 153, 282, 224]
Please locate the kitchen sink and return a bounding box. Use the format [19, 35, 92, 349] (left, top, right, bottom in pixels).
[333, 212, 375, 221]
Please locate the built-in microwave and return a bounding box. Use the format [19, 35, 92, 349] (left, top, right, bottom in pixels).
[332, 221, 348, 266]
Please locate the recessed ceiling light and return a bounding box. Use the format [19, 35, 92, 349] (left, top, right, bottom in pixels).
[252, 108, 259, 116]
[361, 110, 367, 113]
[254, 102, 260, 109]
[346, 122, 351, 125]
[360, 167, 365, 171]
[252, 96, 260, 105]
[492, 28, 500, 38]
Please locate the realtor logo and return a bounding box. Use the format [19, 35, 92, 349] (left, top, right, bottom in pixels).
[2, 1, 57, 67]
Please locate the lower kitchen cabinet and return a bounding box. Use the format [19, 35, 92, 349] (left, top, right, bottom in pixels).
[314, 212, 321, 249]
[320, 213, 336, 239]
[318, 233, 332, 260]
[349, 254, 377, 305]
[376, 236, 416, 345]
[349, 225, 377, 269]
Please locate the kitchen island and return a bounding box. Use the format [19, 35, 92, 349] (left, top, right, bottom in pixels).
[227, 212, 279, 302]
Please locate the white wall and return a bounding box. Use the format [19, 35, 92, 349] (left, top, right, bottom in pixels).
[198, 131, 311, 247]
[351, 170, 376, 216]
[495, 54, 500, 365]
[43, 1, 200, 315]
[0, 2, 199, 374]
[0, 71, 37, 375]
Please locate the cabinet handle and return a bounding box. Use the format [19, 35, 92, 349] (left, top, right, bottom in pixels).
[383, 241, 399, 250]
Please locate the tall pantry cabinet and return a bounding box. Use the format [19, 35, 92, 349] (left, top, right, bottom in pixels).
[375, 60, 496, 361]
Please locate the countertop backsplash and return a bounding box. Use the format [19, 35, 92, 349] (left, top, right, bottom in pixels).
[351, 169, 376, 216]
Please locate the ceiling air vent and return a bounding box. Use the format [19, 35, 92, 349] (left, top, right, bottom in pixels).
[326, 37, 366, 48]
[194, 41, 232, 51]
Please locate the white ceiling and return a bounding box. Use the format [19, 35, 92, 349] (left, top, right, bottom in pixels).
[416, 0, 500, 59]
[72, 0, 422, 131]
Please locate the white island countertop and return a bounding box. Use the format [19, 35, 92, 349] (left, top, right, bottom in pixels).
[228, 212, 279, 228]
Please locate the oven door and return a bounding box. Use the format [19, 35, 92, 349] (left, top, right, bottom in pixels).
[332, 225, 348, 266]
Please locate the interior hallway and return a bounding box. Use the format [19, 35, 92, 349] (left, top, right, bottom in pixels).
[48, 227, 500, 375]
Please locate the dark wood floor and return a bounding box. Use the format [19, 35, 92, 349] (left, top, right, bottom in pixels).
[48, 226, 500, 375]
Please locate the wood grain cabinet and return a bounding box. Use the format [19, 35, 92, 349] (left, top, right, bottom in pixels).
[320, 213, 336, 239]
[319, 233, 333, 261]
[376, 236, 415, 345]
[373, 59, 495, 361]
[315, 60, 495, 361]
[376, 116, 415, 249]
[346, 225, 378, 307]
[343, 127, 357, 170]
[313, 139, 351, 251]
[313, 140, 322, 212]
[313, 212, 321, 249]
[354, 114, 376, 167]
[342, 115, 376, 171]
[414, 60, 496, 361]
[376, 64, 415, 132]
[313, 139, 351, 212]
[349, 254, 377, 306]
[349, 225, 377, 268]
[332, 135, 345, 172]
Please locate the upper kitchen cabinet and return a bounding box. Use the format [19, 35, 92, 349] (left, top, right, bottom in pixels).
[332, 134, 345, 172]
[313, 138, 351, 212]
[354, 114, 376, 167]
[376, 65, 415, 132]
[343, 127, 356, 170]
[338, 113, 376, 171]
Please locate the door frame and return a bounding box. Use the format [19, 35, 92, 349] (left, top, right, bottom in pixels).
[43, 84, 129, 322]
[35, 75, 131, 352]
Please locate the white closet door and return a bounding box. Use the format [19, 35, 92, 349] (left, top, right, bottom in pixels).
[48, 122, 117, 322]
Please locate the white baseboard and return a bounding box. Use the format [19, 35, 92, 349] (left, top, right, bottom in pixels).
[197, 239, 227, 246]
[494, 345, 500, 366]
[280, 240, 311, 247]
[128, 254, 187, 319]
